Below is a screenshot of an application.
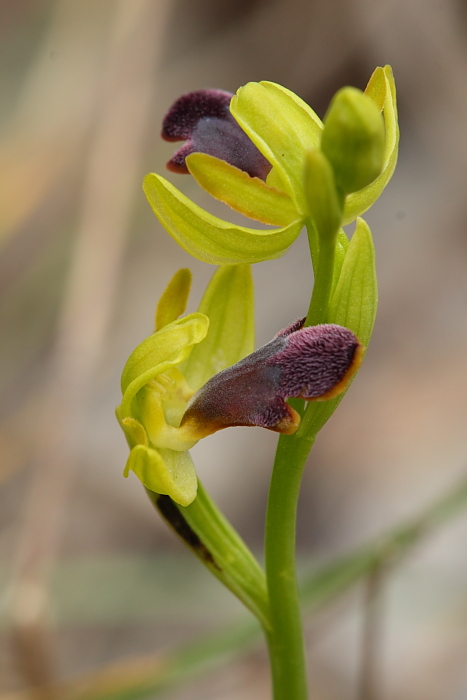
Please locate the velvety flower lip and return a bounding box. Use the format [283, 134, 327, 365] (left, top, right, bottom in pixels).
[162, 89, 272, 180]
[181, 320, 363, 438]
[162, 89, 233, 140]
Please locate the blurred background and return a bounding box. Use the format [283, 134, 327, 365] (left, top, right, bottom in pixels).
[1, 0, 467, 698]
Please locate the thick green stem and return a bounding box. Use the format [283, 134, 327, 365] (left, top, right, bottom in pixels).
[264, 432, 315, 700]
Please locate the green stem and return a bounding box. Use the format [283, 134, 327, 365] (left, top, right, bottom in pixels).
[305, 222, 336, 326]
[263, 218, 340, 698]
[264, 432, 315, 700]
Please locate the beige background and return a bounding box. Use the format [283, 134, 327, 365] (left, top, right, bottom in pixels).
[1, 1, 467, 698]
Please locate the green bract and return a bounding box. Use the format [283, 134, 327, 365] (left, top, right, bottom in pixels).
[144, 66, 398, 264]
[116, 264, 254, 506]
[328, 217, 378, 346]
[298, 216, 378, 438]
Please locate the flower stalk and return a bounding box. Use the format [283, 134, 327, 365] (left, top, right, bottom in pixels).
[305, 219, 337, 326]
[265, 432, 315, 699]
[146, 481, 271, 630]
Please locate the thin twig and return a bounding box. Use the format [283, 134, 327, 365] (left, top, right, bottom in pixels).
[358, 563, 385, 700]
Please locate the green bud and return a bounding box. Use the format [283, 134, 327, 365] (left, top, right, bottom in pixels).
[321, 87, 385, 194]
[303, 148, 343, 243]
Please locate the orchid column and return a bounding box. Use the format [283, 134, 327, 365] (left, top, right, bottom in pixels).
[117, 66, 398, 700]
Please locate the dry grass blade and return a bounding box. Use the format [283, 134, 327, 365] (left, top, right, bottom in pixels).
[5, 0, 171, 692]
[2, 470, 467, 700]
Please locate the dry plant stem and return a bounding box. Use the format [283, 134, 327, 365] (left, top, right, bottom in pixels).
[7, 0, 169, 690]
[265, 432, 315, 700]
[359, 564, 385, 700]
[0, 2, 99, 246]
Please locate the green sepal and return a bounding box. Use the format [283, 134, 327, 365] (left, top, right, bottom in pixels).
[321, 87, 385, 195]
[143, 173, 303, 265]
[120, 313, 209, 418]
[230, 81, 322, 210]
[268, 82, 323, 131]
[303, 148, 342, 244]
[364, 65, 386, 110]
[124, 444, 197, 507]
[343, 66, 399, 224]
[186, 153, 299, 226]
[155, 268, 192, 331]
[181, 265, 255, 391]
[298, 217, 377, 438]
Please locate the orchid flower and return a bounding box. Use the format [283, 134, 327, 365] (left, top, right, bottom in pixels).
[143, 66, 398, 265]
[116, 266, 362, 507]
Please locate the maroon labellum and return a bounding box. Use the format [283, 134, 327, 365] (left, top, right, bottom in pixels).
[162, 89, 272, 180]
[181, 320, 363, 438]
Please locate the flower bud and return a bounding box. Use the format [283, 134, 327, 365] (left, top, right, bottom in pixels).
[321, 87, 385, 194]
[303, 148, 342, 242]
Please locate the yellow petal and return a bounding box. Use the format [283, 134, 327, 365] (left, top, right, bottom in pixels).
[155, 268, 192, 331]
[186, 153, 298, 226]
[124, 445, 197, 507]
